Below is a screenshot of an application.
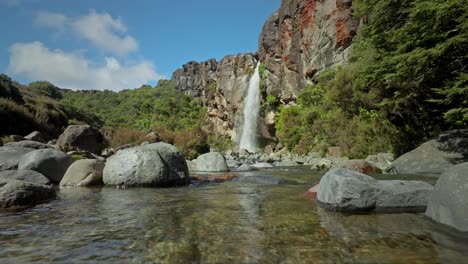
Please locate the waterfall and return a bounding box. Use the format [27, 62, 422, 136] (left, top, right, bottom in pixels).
[239, 62, 261, 153]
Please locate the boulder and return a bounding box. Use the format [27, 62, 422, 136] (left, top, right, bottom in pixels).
[264, 145, 274, 155]
[365, 153, 395, 173]
[10, 135, 24, 142]
[60, 159, 104, 187]
[318, 169, 434, 212]
[57, 125, 107, 154]
[0, 179, 56, 209]
[18, 149, 74, 184]
[0, 145, 35, 171]
[103, 142, 189, 187]
[333, 159, 381, 175]
[425, 162, 468, 232]
[318, 169, 379, 211]
[0, 138, 3, 147]
[0, 170, 51, 185]
[393, 129, 468, 175]
[24, 131, 45, 143]
[186, 160, 197, 171]
[195, 152, 229, 172]
[5, 140, 51, 149]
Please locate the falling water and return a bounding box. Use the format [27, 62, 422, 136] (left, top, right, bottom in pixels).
[239, 62, 261, 152]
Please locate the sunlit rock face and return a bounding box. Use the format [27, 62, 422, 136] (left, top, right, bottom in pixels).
[258, 0, 359, 102]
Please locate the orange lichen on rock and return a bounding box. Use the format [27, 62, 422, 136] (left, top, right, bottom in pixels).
[299, 0, 317, 34]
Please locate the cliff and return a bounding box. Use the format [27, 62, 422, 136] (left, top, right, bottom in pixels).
[172, 0, 359, 141]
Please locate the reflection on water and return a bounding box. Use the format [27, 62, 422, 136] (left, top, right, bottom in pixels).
[0, 168, 467, 263]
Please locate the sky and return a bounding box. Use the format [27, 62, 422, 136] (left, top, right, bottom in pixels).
[0, 0, 280, 91]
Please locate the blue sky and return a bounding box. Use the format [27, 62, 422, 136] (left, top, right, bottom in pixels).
[0, 0, 280, 90]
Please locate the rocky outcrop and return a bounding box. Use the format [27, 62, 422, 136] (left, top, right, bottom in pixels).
[103, 142, 189, 187]
[194, 152, 229, 172]
[393, 129, 468, 175]
[425, 162, 468, 232]
[318, 169, 434, 212]
[57, 125, 107, 154]
[60, 159, 105, 187]
[18, 149, 74, 184]
[0, 179, 56, 209]
[258, 0, 359, 100]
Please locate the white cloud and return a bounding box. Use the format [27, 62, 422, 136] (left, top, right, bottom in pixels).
[73, 10, 138, 56]
[35, 11, 68, 31]
[7, 42, 163, 91]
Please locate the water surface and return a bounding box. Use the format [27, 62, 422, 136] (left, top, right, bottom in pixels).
[1, 168, 467, 263]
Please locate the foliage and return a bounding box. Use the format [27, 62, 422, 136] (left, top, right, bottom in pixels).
[259, 63, 266, 78]
[29, 81, 63, 100]
[0, 74, 24, 104]
[275, 105, 304, 150]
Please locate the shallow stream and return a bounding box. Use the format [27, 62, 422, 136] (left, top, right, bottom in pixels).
[1, 167, 467, 263]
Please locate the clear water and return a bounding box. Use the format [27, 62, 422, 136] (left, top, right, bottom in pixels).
[1, 168, 467, 263]
[239, 62, 261, 153]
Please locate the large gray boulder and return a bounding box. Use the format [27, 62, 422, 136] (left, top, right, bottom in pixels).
[393, 129, 468, 175]
[5, 140, 51, 149]
[318, 169, 380, 211]
[195, 152, 229, 172]
[60, 159, 105, 187]
[18, 149, 74, 184]
[57, 125, 107, 154]
[0, 179, 56, 209]
[103, 142, 189, 187]
[0, 145, 35, 171]
[318, 169, 434, 212]
[425, 162, 468, 232]
[24, 131, 45, 143]
[0, 170, 51, 185]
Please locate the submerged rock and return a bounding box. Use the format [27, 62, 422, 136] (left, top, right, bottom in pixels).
[425, 162, 468, 232]
[18, 149, 74, 184]
[195, 152, 229, 172]
[303, 184, 319, 199]
[60, 159, 105, 187]
[103, 142, 189, 187]
[0, 179, 56, 209]
[232, 175, 299, 185]
[318, 169, 433, 213]
[0, 170, 51, 185]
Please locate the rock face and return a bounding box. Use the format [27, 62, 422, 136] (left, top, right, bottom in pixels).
[425, 162, 468, 232]
[195, 152, 229, 172]
[0, 179, 56, 209]
[318, 169, 434, 212]
[172, 53, 259, 140]
[393, 129, 468, 175]
[18, 149, 74, 184]
[0, 145, 35, 171]
[57, 125, 107, 154]
[60, 159, 105, 187]
[24, 131, 45, 143]
[103, 143, 189, 187]
[0, 170, 51, 185]
[258, 0, 359, 101]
